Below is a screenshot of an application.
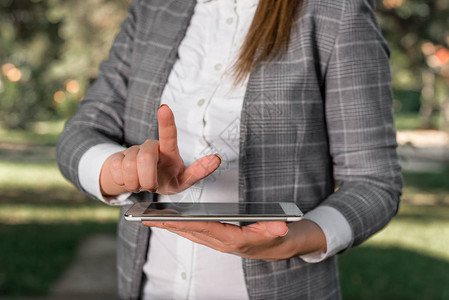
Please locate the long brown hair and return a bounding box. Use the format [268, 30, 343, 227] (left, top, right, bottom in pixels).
[233, 0, 302, 83]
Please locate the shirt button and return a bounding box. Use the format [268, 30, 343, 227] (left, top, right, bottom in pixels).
[197, 98, 205, 107]
[226, 17, 234, 24]
[214, 64, 223, 71]
[181, 272, 187, 280]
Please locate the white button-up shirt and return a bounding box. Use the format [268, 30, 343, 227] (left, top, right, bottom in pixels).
[144, 1, 257, 299]
[78, 0, 352, 299]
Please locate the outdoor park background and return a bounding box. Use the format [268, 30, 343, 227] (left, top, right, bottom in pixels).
[0, 0, 448, 299]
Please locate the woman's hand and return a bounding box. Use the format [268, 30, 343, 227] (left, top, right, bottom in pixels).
[142, 219, 327, 261]
[100, 104, 222, 196]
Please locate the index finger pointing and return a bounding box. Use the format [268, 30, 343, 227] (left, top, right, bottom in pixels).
[157, 104, 179, 159]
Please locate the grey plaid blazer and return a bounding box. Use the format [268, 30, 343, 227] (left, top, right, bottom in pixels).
[57, 0, 402, 299]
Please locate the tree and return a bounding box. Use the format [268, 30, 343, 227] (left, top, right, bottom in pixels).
[0, 0, 130, 129]
[376, 0, 449, 130]
[1, 0, 448, 130]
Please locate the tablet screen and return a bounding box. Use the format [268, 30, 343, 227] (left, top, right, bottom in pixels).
[127, 202, 299, 217]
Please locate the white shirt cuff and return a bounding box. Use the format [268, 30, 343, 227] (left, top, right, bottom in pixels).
[78, 143, 133, 206]
[299, 205, 352, 263]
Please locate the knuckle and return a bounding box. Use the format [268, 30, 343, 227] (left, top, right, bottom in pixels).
[110, 159, 122, 170]
[140, 183, 158, 190]
[123, 160, 136, 171]
[112, 176, 124, 186]
[124, 183, 139, 192]
[144, 139, 157, 147]
[137, 152, 153, 164]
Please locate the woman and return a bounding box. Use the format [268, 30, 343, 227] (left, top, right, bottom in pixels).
[57, 0, 402, 299]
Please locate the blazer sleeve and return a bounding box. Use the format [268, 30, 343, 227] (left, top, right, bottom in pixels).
[322, 0, 402, 248]
[56, 0, 139, 194]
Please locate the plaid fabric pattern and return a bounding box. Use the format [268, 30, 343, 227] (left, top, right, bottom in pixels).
[56, 0, 402, 299]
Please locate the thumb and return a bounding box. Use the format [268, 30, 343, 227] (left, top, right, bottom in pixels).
[177, 154, 222, 188]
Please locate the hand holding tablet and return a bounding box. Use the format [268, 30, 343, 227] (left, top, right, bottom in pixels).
[137, 203, 327, 261]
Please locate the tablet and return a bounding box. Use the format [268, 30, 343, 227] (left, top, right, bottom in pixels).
[124, 202, 304, 222]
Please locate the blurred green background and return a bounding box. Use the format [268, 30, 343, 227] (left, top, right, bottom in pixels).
[0, 0, 448, 299]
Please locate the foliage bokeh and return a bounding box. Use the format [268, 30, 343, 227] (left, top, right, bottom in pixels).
[377, 0, 449, 130]
[0, 0, 130, 129]
[0, 0, 448, 129]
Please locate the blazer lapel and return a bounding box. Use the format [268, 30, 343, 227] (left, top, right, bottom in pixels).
[125, 0, 196, 144]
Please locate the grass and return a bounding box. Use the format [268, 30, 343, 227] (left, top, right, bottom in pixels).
[368, 205, 449, 261]
[0, 222, 117, 297]
[394, 112, 441, 131]
[0, 158, 120, 297]
[0, 160, 90, 204]
[339, 204, 449, 300]
[0, 161, 71, 190]
[338, 163, 449, 299]
[0, 203, 120, 224]
[402, 168, 449, 195]
[394, 112, 422, 130]
[0, 122, 122, 297]
[0, 120, 65, 146]
[339, 246, 449, 300]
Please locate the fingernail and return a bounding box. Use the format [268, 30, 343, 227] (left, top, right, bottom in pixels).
[159, 104, 169, 109]
[214, 153, 223, 164]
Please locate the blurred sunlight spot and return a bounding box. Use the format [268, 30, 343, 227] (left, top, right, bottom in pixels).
[421, 42, 435, 56]
[66, 79, 80, 94]
[32, 120, 65, 135]
[435, 48, 449, 65]
[1, 63, 15, 75]
[54, 91, 66, 103]
[397, 130, 449, 146]
[383, 0, 404, 9]
[396, 70, 414, 86]
[2, 63, 22, 82]
[427, 55, 443, 69]
[6, 67, 22, 82]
